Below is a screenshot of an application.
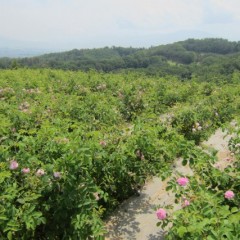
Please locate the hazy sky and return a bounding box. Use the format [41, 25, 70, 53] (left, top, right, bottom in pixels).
[1, 0, 240, 50]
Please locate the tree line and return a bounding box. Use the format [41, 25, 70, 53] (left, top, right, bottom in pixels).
[1, 38, 240, 80]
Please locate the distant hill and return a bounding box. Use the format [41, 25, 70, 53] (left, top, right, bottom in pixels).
[0, 48, 52, 58]
[1, 38, 240, 80]
[0, 35, 61, 57]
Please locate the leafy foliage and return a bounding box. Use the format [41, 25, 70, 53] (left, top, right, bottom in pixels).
[157, 120, 240, 239]
[0, 68, 240, 239]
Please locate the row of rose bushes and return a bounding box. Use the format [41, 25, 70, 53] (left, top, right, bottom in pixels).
[1, 69, 240, 239]
[156, 120, 240, 239]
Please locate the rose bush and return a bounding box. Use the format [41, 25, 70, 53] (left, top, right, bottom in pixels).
[0, 69, 240, 239]
[157, 121, 240, 239]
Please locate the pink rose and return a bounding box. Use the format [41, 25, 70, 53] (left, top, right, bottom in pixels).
[183, 199, 190, 207]
[177, 177, 189, 186]
[156, 208, 167, 220]
[53, 172, 61, 178]
[224, 190, 234, 199]
[10, 160, 19, 170]
[22, 168, 30, 174]
[99, 140, 107, 147]
[36, 169, 45, 177]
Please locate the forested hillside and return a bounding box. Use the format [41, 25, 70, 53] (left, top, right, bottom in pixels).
[1, 38, 240, 80]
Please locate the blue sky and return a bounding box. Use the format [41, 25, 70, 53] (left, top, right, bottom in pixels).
[1, 0, 240, 50]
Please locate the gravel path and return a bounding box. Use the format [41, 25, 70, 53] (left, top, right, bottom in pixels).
[105, 128, 233, 239]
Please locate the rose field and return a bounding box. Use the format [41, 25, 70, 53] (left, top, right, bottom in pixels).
[0, 69, 239, 239]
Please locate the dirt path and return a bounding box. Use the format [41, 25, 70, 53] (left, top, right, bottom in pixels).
[104, 128, 233, 240]
[201, 128, 234, 170]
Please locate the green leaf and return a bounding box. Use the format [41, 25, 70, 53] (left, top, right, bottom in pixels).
[17, 198, 25, 204]
[177, 226, 187, 237]
[228, 212, 240, 224]
[189, 158, 194, 165]
[166, 185, 172, 191]
[231, 207, 238, 213]
[0, 215, 8, 221]
[182, 159, 188, 166]
[222, 231, 234, 239]
[7, 231, 12, 240]
[207, 236, 215, 240]
[210, 229, 219, 238]
[0, 171, 11, 184]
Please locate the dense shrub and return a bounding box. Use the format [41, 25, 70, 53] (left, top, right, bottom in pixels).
[0, 69, 240, 239]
